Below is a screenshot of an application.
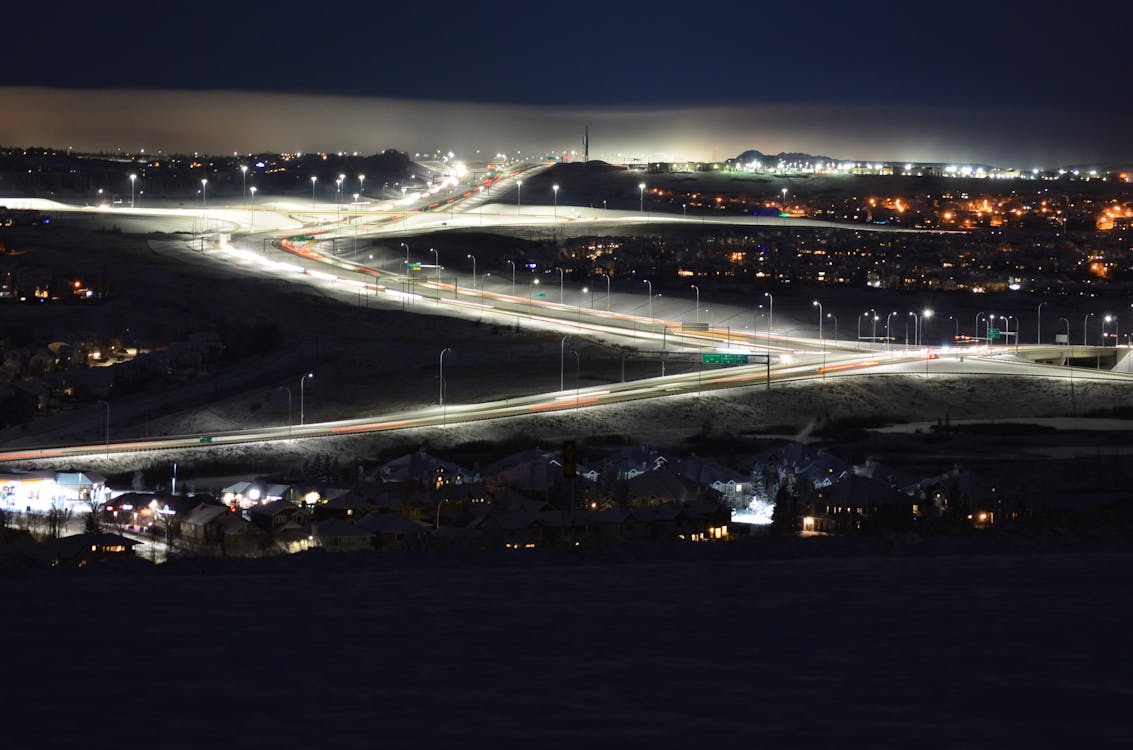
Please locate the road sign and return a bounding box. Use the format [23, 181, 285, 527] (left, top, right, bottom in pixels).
[988, 328, 1002, 340]
[199, 436, 213, 445]
[682, 322, 710, 332]
[408, 262, 422, 271]
[702, 353, 749, 365]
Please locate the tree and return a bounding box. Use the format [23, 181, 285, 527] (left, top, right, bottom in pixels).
[44, 502, 73, 539]
[770, 483, 799, 535]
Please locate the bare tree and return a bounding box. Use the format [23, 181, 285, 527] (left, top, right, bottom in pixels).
[45, 502, 73, 539]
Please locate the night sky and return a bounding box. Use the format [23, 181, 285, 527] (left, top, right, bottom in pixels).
[2, 0, 1130, 165]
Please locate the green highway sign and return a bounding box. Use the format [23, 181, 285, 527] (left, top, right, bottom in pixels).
[199, 436, 213, 445]
[408, 262, 423, 271]
[988, 328, 1002, 340]
[702, 353, 749, 365]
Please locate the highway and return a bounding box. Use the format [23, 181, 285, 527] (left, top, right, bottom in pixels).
[1, 346, 1129, 462]
[4, 165, 1133, 461]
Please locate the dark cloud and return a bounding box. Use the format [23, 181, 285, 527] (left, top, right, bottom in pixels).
[2, 87, 1128, 168]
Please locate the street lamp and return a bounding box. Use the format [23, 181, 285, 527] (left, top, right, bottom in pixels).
[553, 184, 559, 222]
[781, 187, 788, 207]
[764, 292, 774, 331]
[922, 309, 934, 346]
[506, 259, 516, 296]
[827, 313, 838, 343]
[644, 279, 653, 321]
[560, 335, 568, 390]
[601, 272, 611, 311]
[812, 300, 823, 339]
[639, 182, 646, 213]
[353, 194, 359, 254]
[241, 164, 248, 199]
[974, 311, 984, 341]
[430, 248, 439, 287]
[200, 179, 207, 232]
[1037, 301, 1047, 345]
[1083, 312, 1095, 346]
[128, 173, 136, 209]
[310, 176, 317, 207]
[886, 311, 897, 350]
[359, 174, 365, 199]
[516, 179, 523, 215]
[691, 284, 700, 324]
[439, 348, 453, 407]
[249, 187, 257, 232]
[570, 349, 580, 410]
[908, 312, 919, 348]
[299, 373, 313, 426]
[467, 254, 477, 293]
[529, 278, 540, 314]
[1058, 317, 1070, 346]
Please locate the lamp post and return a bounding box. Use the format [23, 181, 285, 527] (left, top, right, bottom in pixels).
[764, 292, 774, 331]
[352, 194, 359, 255]
[516, 179, 523, 215]
[644, 279, 653, 321]
[922, 309, 934, 347]
[439, 348, 452, 407]
[336, 177, 343, 217]
[812, 300, 823, 339]
[1007, 315, 1018, 352]
[826, 313, 838, 343]
[506, 259, 516, 296]
[128, 173, 136, 209]
[431, 248, 439, 287]
[241, 164, 248, 199]
[908, 312, 919, 348]
[1037, 301, 1047, 345]
[560, 335, 568, 390]
[601, 272, 611, 311]
[466, 254, 477, 294]
[886, 311, 897, 351]
[570, 349, 580, 410]
[639, 182, 646, 213]
[553, 184, 559, 222]
[691, 284, 700, 324]
[359, 174, 365, 200]
[781, 187, 788, 208]
[578, 286, 589, 321]
[249, 187, 257, 232]
[1083, 312, 1094, 347]
[299, 372, 313, 426]
[988, 314, 998, 346]
[529, 278, 539, 314]
[310, 176, 317, 207]
[1058, 317, 1070, 347]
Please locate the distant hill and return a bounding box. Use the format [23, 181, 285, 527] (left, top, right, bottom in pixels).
[731, 150, 839, 166]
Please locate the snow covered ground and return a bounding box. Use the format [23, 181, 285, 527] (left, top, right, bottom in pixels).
[1, 545, 1129, 748]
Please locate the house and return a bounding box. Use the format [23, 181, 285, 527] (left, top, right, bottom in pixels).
[372, 449, 472, 489]
[479, 511, 545, 549]
[799, 474, 914, 533]
[315, 518, 374, 552]
[245, 499, 310, 533]
[624, 467, 697, 506]
[356, 513, 431, 550]
[671, 455, 751, 506]
[179, 504, 233, 547]
[54, 532, 141, 565]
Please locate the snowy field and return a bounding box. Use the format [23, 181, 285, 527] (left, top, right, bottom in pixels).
[2, 545, 1130, 748]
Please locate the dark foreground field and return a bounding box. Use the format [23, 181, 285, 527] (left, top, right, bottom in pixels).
[2, 543, 1130, 748]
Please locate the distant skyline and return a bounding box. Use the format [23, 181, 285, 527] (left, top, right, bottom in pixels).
[1, 1, 1129, 166]
[2, 87, 1129, 168]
